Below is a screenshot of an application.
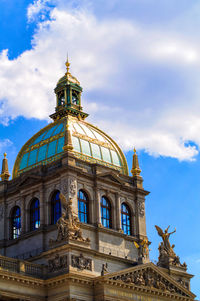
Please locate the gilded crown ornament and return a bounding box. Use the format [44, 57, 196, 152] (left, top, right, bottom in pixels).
[131, 148, 141, 176]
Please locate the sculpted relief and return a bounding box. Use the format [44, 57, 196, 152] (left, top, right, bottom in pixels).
[49, 194, 90, 245]
[71, 253, 92, 271]
[110, 267, 186, 296]
[69, 178, 77, 197]
[48, 254, 68, 272]
[137, 198, 145, 217]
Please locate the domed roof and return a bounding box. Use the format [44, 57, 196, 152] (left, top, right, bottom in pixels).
[13, 116, 128, 178]
[13, 60, 128, 178]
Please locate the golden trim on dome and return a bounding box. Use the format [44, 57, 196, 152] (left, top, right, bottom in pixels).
[13, 116, 129, 178]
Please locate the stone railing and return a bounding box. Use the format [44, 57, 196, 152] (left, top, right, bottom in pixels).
[0, 256, 45, 279]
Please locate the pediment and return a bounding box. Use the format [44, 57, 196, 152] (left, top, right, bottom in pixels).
[97, 172, 123, 184]
[102, 262, 195, 299]
[18, 174, 42, 187]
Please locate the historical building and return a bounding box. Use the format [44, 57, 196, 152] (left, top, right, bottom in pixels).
[0, 60, 196, 300]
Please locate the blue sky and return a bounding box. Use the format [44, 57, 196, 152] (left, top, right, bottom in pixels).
[1, 0, 200, 297]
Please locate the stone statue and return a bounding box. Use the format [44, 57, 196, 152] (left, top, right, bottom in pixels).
[50, 194, 90, 245]
[134, 238, 149, 259]
[155, 225, 186, 269]
[155, 225, 176, 257]
[101, 263, 108, 276]
[56, 213, 68, 239]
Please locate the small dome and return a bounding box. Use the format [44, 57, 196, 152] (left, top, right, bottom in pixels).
[13, 116, 128, 178]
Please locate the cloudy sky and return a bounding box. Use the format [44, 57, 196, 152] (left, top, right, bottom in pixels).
[1, 0, 200, 297]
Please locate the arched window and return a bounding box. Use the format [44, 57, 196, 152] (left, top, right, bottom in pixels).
[51, 191, 61, 224]
[101, 196, 111, 228]
[30, 198, 40, 231]
[78, 190, 89, 223]
[121, 203, 131, 235]
[11, 206, 21, 239]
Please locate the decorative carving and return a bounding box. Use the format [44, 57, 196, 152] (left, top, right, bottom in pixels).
[101, 263, 108, 276]
[137, 199, 145, 217]
[69, 178, 76, 197]
[110, 267, 187, 296]
[71, 253, 92, 271]
[177, 278, 189, 289]
[48, 254, 67, 272]
[61, 179, 68, 195]
[155, 225, 186, 269]
[49, 195, 90, 245]
[134, 238, 149, 259]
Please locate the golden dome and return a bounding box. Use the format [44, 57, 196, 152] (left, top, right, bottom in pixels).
[13, 116, 128, 178]
[12, 60, 128, 178]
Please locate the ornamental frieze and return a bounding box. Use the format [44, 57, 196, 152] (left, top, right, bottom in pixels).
[48, 254, 68, 272]
[109, 267, 187, 296]
[71, 253, 92, 271]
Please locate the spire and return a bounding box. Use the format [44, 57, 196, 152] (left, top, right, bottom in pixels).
[131, 148, 141, 176]
[1, 153, 10, 181]
[65, 55, 70, 75]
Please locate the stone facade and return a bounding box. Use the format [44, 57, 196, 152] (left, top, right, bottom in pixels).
[0, 62, 195, 300]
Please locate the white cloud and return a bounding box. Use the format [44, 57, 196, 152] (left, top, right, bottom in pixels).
[1, 2, 200, 160]
[0, 139, 13, 154]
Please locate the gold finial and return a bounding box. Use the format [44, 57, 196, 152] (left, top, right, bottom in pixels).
[65, 55, 70, 74]
[131, 147, 141, 177]
[1, 152, 10, 181]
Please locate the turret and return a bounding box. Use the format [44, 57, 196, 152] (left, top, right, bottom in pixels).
[0, 153, 10, 181]
[131, 148, 143, 188]
[50, 58, 88, 121]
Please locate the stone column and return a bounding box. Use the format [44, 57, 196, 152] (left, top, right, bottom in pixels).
[96, 189, 101, 226]
[21, 196, 26, 234]
[116, 193, 122, 231]
[40, 186, 45, 227]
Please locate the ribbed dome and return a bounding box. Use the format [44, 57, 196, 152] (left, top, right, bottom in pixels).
[13, 116, 128, 178]
[13, 60, 129, 178]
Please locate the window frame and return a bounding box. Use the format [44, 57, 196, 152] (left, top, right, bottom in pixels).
[11, 206, 21, 239]
[30, 198, 40, 231]
[51, 191, 61, 225]
[121, 203, 131, 235]
[78, 189, 89, 223]
[101, 196, 112, 228]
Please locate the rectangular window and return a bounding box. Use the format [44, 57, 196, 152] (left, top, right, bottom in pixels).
[57, 137, 65, 153]
[80, 139, 91, 156]
[37, 144, 47, 162]
[28, 149, 38, 166]
[91, 143, 102, 160]
[19, 153, 29, 170]
[101, 147, 112, 163]
[72, 136, 81, 152]
[111, 150, 121, 166]
[47, 140, 57, 158]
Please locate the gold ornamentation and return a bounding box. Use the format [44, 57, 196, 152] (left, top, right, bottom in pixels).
[131, 148, 141, 176]
[1, 152, 10, 181]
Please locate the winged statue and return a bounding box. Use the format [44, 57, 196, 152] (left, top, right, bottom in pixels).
[155, 225, 176, 257]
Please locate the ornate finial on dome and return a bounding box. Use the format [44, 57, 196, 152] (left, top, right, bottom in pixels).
[1, 152, 10, 181]
[131, 148, 141, 177]
[65, 54, 70, 74]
